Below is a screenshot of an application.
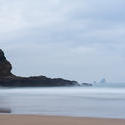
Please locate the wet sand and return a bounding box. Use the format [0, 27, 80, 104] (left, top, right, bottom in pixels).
[0, 115, 125, 125]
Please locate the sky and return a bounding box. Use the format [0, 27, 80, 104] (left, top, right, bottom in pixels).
[0, 0, 125, 83]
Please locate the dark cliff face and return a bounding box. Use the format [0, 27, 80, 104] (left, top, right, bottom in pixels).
[0, 49, 13, 78]
[0, 49, 79, 87]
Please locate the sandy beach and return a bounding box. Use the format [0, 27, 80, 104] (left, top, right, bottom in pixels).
[0, 115, 125, 125]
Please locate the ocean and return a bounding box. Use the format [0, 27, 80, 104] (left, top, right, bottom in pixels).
[0, 84, 125, 119]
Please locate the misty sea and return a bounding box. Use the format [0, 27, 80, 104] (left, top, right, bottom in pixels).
[0, 83, 125, 119]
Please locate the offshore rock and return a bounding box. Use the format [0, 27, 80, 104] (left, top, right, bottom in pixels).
[81, 83, 92, 86]
[0, 49, 78, 87]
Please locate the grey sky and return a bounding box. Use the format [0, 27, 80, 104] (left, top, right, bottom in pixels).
[0, 0, 125, 83]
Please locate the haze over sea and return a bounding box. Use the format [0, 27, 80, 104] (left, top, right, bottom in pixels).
[0, 83, 125, 119]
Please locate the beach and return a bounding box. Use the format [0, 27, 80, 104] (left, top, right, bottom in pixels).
[0, 115, 125, 125]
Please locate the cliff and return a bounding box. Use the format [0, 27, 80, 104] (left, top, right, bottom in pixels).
[0, 49, 78, 87]
[0, 49, 14, 78]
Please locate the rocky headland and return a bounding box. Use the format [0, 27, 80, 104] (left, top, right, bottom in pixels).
[0, 49, 79, 87]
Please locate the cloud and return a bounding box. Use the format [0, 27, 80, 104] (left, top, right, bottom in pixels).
[0, 0, 125, 82]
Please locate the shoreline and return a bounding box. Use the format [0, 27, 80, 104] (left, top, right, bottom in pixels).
[0, 115, 125, 125]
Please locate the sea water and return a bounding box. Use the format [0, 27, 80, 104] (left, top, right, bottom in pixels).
[0, 84, 125, 119]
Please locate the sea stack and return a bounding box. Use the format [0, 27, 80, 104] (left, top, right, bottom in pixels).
[0, 49, 79, 87]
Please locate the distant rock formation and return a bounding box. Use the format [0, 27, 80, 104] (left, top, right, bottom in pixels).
[0, 49, 79, 87]
[99, 78, 106, 83]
